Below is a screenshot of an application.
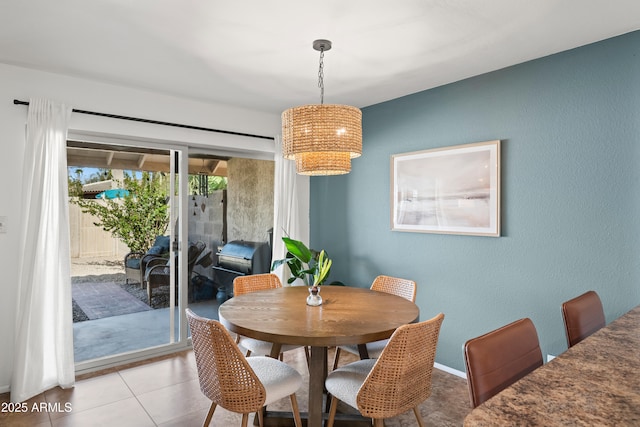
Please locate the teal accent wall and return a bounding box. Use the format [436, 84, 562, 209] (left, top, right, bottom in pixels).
[311, 31, 640, 372]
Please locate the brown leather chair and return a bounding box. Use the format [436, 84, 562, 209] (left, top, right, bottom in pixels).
[561, 290, 605, 348]
[463, 318, 543, 408]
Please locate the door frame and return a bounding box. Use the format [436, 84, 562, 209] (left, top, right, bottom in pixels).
[69, 132, 191, 375]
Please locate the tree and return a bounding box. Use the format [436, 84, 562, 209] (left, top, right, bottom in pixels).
[68, 168, 84, 197]
[85, 168, 113, 183]
[188, 174, 227, 196]
[71, 171, 170, 253]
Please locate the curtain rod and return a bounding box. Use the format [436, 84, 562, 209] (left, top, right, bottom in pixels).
[13, 99, 275, 141]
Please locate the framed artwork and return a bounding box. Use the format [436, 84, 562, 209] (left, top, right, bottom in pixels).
[391, 140, 500, 236]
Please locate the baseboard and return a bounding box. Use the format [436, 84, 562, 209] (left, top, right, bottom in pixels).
[0, 385, 10, 394]
[435, 362, 466, 379]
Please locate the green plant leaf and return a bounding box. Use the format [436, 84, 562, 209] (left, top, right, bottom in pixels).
[313, 250, 332, 286]
[271, 237, 332, 287]
[283, 237, 312, 263]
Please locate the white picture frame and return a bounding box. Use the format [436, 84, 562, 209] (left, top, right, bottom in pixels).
[391, 140, 500, 236]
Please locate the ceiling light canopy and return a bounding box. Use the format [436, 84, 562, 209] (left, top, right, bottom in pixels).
[282, 40, 362, 176]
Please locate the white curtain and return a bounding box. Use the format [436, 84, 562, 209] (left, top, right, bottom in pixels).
[11, 99, 75, 402]
[272, 135, 306, 285]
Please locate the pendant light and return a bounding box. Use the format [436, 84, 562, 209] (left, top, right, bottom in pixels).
[282, 39, 362, 175]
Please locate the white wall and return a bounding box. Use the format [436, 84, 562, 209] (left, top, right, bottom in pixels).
[0, 62, 309, 391]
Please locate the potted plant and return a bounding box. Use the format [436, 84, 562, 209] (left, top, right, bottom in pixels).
[271, 237, 332, 305]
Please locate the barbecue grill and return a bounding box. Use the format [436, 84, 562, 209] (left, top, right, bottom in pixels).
[213, 240, 271, 296]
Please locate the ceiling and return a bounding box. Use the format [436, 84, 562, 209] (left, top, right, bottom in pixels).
[1, 1, 639, 115]
[67, 141, 228, 176]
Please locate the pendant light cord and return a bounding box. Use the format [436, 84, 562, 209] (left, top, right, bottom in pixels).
[318, 47, 325, 105]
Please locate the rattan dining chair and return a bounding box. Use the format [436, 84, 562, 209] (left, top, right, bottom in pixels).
[233, 274, 308, 361]
[463, 318, 543, 408]
[186, 309, 303, 427]
[325, 312, 444, 427]
[332, 275, 417, 370]
[561, 290, 606, 348]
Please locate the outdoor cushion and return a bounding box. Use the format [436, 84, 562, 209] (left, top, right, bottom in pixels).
[125, 237, 169, 270]
[147, 245, 164, 255]
[153, 235, 171, 252]
[126, 258, 140, 269]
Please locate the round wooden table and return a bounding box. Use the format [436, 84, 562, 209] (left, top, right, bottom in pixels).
[219, 285, 420, 427]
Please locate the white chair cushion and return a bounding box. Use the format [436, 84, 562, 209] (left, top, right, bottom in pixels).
[339, 339, 388, 359]
[238, 336, 302, 356]
[325, 358, 376, 410]
[247, 356, 303, 406]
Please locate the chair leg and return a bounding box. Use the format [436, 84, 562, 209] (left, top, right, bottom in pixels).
[289, 393, 303, 427]
[332, 347, 341, 370]
[256, 409, 264, 427]
[326, 395, 338, 427]
[241, 413, 249, 427]
[245, 349, 252, 357]
[202, 402, 216, 427]
[373, 419, 385, 427]
[413, 406, 425, 427]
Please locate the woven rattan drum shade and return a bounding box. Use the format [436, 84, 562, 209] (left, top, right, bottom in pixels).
[282, 104, 362, 175]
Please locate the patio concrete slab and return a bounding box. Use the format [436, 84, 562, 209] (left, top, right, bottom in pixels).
[73, 300, 221, 362]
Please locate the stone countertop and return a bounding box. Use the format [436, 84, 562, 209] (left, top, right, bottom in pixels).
[464, 305, 640, 426]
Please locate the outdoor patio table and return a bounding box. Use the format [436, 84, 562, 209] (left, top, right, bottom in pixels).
[218, 285, 420, 427]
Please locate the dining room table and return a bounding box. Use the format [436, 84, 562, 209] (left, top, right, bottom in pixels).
[218, 284, 420, 427]
[464, 304, 640, 426]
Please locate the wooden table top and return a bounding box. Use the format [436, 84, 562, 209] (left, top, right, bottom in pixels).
[220, 285, 420, 427]
[218, 285, 420, 347]
[464, 305, 640, 426]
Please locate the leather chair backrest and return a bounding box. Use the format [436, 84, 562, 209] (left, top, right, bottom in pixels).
[463, 318, 543, 408]
[561, 290, 605, 348]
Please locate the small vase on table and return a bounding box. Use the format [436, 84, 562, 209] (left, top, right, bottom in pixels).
[306, 285, 322, 306]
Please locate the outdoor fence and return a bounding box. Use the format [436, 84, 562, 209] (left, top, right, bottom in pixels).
[69, 202, 130, 259]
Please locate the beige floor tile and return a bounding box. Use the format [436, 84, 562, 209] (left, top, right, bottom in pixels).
[44, 373, 133, 419]
[157, 405, 248, 427]
[136, 378, 212, 425]
[156, 408, 207, 427]
[51, 397, 154, 427]
[0, 392, 52, 427]
[118, 354, 197, 396]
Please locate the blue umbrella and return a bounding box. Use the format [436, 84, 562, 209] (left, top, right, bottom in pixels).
[95, 189, 130, 199]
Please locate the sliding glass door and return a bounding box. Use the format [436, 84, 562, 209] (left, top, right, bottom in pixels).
[67, 136, 276, 370]
[68, 139, 190, 370]
[183, 154, 229, 322]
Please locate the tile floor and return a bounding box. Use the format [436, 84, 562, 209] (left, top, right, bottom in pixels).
[1, 348, 472, 426]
